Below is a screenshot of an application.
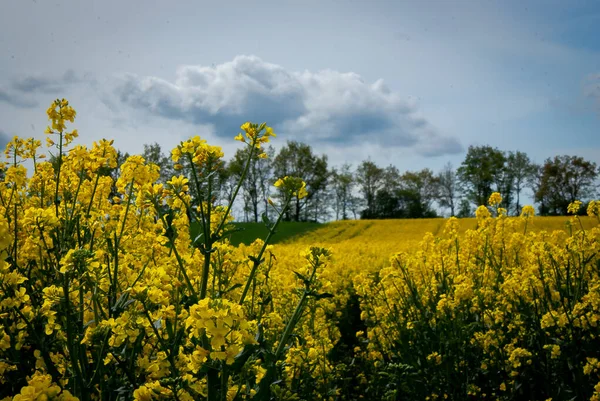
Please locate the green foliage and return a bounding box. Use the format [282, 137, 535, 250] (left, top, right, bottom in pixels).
[361, 167, 439, 219]
[272, 141, 329, 222]
[457, 145, 506, 208]
[217, 221, 322, 246]
[228, 145, 274, 223]
[534, 155, 599, 215]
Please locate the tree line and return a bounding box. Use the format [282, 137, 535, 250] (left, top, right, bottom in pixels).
[69, 141, 600, 222]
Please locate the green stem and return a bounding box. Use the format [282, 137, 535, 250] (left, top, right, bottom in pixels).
[275, 293, 307, 360]
[117, 178, 136, 244]
[86, 168, 102, 218]
[109, 178, 135, 309]
[221, 365, 229, 401]
[199, 162, 213, 300]
[275, 257, 320, 359]
[13, 306, 62, 382]
[239, 195, 292, 305]
[213, 138, 258, 240]
[62, 273, 87, 398]
[187, 154, 208, 232]
[54, 127, 64, 217]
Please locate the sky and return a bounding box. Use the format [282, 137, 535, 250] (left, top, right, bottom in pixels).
[1, 0, 599, 181]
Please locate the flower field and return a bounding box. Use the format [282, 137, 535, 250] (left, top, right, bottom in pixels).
[1, 100, 600, 400]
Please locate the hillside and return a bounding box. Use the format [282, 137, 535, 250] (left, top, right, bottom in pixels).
[224, 221, 322, 246]
[233, 216, 599, 274]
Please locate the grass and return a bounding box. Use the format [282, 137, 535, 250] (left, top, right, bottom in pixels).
[200, 215, 599, 247]
[222, 221, 323, 246]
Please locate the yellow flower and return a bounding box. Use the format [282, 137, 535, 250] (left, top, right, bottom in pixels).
[236, 122, 275, 149]
[520, 205, 535, 219]
[567, 200, 582, 214]
[45, 98, 77, 138]
[475, 205, 491, 219]
[588, 200, 600, 218]
[426, 352, 442, 365]
[12, 372, 62, 401]
[488, 192, 502, 207]
[273, 176, 309, 199]
[544, 344, 561, 359]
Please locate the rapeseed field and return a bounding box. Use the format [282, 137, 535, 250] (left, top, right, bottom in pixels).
[1, 100, 599, 400]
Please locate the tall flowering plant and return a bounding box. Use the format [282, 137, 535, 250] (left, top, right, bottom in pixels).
[0, 100, 330, 401]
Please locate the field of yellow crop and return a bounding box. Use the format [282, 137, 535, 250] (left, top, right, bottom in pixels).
[241, 213, 600, 400]
[2, 100, 600, 401]
[273, 216, 599, 277]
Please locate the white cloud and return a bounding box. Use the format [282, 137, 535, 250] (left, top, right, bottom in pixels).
[112, 55, 463, 157]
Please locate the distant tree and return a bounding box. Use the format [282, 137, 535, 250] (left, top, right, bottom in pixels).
[331, 164, 354, 220]
[273, 141, 328, 222]
[348, 193, 364, 220]
[366, 167, 438, 219]
[304, 156, 330, 223]
[495, 162, 514, 214]
[436, 162, 459, 216]
[505, 151, 536, 215]
[529, 164, 546, 214]
[457, 145, 506, 207]
[228, 145, 273, 222]
[258, 146, 275, 220]
[397, 169, 438, 218]
[534, 155, 598, 215]
[356, 160, 385, 218]
[457, 198, 472, 217]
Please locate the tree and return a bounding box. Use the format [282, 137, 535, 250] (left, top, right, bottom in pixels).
[272, 141, 328, 221]
[505, 151, 536, 215]
[457, 145, 506, 207]
[457, 198, 472, 217]
[258, 146, 275, 220]
[534, 155, 599, 215]
[228, 145, 274, 222]
[436, 162, 459, 216]
[495, 162, 514, 214]
[331, 164, 354, 220]
[370, 165, 402, 218]
[362, 167, 438, 219]
[397, 169, 438, 218]
[356, 160, 385, 218]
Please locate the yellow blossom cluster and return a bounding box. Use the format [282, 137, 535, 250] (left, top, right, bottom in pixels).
[0, 100, 329, 401]
[274, 176, 308, 200]
[45, 99, 78, 147]
[350, 194, 600, 399]
[234, 122, 276, 159]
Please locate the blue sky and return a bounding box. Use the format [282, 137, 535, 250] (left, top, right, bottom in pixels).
[0, 0, 599, 179]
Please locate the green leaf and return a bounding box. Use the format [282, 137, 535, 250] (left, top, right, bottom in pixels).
[225, 283, 243, 294]
[313, 292, 334, 300]
[262, 212, 273, 229]
[293, 271, 310, 286]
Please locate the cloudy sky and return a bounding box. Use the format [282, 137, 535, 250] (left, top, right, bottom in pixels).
[1, 0, 599, 175]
